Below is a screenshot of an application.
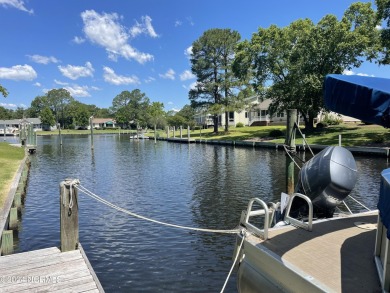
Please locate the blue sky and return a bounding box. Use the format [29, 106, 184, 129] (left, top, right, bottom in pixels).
[0, 0, 388, 112]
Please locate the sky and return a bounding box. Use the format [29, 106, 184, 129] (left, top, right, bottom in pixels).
[0, 0, 389, 112]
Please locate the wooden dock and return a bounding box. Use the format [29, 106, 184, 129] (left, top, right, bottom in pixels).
[0, 245, 104, 292]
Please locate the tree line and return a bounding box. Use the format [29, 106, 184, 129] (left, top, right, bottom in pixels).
[1, 1, 390, 132]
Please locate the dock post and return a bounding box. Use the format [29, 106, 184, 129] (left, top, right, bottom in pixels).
[286, 109, 297, 195]
[9, 208, 18, 230]
[90, 116, 94, 150]
[187, 126, 190, 141]
[180, 126, 183, 138]
[173, 126, 176, 138]
[1, 230, 13, 255]
[60, 179, 79, 252]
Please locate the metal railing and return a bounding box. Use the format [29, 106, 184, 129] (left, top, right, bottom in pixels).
[284, 193, 313, 231]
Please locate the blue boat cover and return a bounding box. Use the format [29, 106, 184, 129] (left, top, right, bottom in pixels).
[324, 74, 390, 127]
[379, 169, 390, 238]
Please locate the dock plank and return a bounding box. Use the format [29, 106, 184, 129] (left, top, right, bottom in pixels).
[0, 246, 104, 293]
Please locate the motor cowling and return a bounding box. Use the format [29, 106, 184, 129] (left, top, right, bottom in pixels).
[293, 146, 358, 218]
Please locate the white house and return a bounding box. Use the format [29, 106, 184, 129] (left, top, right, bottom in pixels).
[0, 118, 42, 132]
[90, 118, 116, 129]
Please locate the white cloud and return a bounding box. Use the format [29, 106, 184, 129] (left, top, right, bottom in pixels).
[0, 64, 37, 80]
[103, 66, 140, 85]
[0, 0, 33, 14]
[0, 103, 17, 108]
[342, 69, 373, 77]
[180, 70, 195, 81]
[130, 15, 159, 38]
[73, 36, 85, 44]
[33, 82, 41, 87]
[64, 85, 91, 97]
[159, 69, 175, 80]
[81, 10, 154, 64]
[28, 54, 60, 64]
[184, 46, 192, 58]
[54, 79, 68, 86]
[144, 76, 156, 83]
[58, 62, 94, 80]
[175, 20, 182, 27]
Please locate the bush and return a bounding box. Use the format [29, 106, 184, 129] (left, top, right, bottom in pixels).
[322, 113, 342, 126]
[269, 129, 284, 137]
[236, 122, 244, 128]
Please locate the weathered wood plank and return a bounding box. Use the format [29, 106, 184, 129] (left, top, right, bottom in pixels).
[0, 251, 82, 275]
[0, 246, 104, 292]
[0, 248, 79, 269]
[52, 281, 98, 293]
[79, 244, 105, 293]
[0, 247, 60, 262]
[0, 267, 93, 293]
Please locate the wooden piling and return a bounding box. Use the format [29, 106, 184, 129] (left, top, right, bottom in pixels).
[9, 208, 18, 230]
[60, 179, 79, 252]
[13, 191, 22, 208]
[286, 109, 297, 195]
[1, 230, 13, 255]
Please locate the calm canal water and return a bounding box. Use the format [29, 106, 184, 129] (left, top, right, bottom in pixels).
[12, 135, 390, 292]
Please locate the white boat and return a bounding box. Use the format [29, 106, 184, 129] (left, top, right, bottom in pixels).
[233, 75, 390, 293]
[129, 133, 149, 139]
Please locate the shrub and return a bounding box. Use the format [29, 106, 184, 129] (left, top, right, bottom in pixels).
[269, 129, 284, 137]
[236, 122, 244, 128]
[322, 113, 342, 125]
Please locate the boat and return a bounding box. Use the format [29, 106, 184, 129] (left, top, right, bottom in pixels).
[233, 74, 390, 293]
[129, 133, 149, 139]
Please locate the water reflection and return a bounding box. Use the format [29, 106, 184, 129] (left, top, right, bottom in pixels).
[15, 135, 388, 292]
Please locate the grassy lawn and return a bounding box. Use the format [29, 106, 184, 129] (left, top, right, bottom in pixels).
[0, 143, 25, 206]
[36, 123, 390, 147]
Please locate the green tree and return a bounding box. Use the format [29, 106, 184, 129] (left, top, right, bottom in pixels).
[147, 102, 165, 143]
[111, 89, 150, 128]
[376, 0, 390, 64]
[27, 96, 50, 118]
[46, 88, 74, 126]
[177, 105, 196, 128]
[0, 106, 12, 119]
[40, 107, 56, 128]
[190, 28, 242, 133]
[234, 3, 378, 129]
[0, 85, 8, 98]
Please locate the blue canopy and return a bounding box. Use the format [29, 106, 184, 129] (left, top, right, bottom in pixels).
[324, 74, 390, 128]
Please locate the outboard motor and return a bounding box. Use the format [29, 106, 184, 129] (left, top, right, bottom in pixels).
[291, 146, 358, 218]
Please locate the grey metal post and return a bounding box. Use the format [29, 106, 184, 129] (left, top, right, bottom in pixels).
[173, 126, 176, 138]
[187, 126, 190, 141]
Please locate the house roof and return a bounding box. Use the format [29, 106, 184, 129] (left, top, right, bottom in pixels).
[0, 118, 41, 125]
[92, 118, 116, 124]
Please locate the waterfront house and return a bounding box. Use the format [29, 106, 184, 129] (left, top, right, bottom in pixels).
[90, 118, 116, 129]
[0, 118, 42, 132]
